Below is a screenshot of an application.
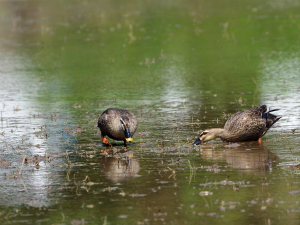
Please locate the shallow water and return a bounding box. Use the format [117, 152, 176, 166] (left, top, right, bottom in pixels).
[1, 0, 300, 224]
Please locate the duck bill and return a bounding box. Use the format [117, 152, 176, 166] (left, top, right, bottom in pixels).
[124, 128, 133, 142]
[193, 137, 202, 145]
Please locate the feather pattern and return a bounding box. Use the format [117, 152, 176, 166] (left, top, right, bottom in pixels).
[193, 105, 281, 144]
[98, 108, 138, 141]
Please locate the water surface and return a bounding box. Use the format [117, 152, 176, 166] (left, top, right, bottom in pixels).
[0, 0, 300, 224]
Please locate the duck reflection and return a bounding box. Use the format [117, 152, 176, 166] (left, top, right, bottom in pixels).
[100, 151, 140, 183]
[200, 142, 278, 173]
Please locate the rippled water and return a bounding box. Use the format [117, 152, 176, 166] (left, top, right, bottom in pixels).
[1, 0, 300, 224]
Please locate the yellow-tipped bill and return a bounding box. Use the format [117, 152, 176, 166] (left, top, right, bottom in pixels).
[126, 137, 133, 142]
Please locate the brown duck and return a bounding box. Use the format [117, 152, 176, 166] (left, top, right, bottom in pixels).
[98, 108, 138, 147]
[193, 105, 281, 145]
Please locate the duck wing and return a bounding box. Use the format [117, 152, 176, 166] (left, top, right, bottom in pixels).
[98, 108, 138, 140]
[223, 105, 267, 142]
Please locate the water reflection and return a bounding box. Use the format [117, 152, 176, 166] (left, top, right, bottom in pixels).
[200, 142, 278, 173]
[160, 57, 189, 112]
[260, 52, 300, 130]
[0, 53, 67, 208]
[100, 151, 140, 183]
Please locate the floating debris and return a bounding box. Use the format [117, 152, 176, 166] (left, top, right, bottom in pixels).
[24, 155, 51, 165]
[0, 159, 10, 168]
[199, 191, 213, 196]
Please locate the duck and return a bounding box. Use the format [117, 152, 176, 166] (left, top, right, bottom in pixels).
[98, 108, 138, 147]
[193, 105, 281, 145]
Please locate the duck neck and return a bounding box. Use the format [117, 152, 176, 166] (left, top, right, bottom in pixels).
[215, 128, 230, 141]
[212, 128, 224, 138]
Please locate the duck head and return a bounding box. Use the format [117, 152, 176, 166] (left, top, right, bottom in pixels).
[193, 128, 223, 145]
[120, 116, 133, 142]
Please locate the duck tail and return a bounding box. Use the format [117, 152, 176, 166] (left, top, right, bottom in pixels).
[266, 113, 281, 129]
[268, 108, 279, 113]
[262, 107, 280, 122]
[261, 106, 281, 129]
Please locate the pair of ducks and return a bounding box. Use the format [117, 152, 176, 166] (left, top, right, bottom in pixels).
[97, 105, 281, 147]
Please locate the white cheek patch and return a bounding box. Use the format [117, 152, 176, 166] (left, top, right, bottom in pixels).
[120, 118, 125, 130]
